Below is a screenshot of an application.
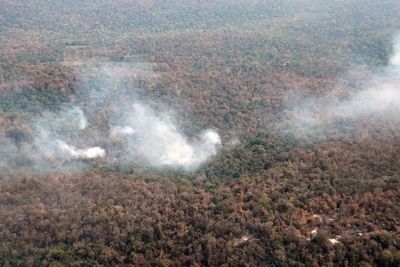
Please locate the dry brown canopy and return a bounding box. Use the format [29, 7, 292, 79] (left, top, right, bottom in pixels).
[0, 168, 398, 266]
[1, 0, 400, 266]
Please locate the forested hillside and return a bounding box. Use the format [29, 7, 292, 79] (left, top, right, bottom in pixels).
[0, 0, 400, 266]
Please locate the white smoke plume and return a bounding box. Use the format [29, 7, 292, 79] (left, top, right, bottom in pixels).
[57, 140, 106, 159]
[334, 35, 400, 118]
[32, 106, 106, 161]
[285, 34, 400, 136]
[390, 35, 400, 67]
[0, 105, 107, 177]
[110, 126, 136, 137]
[110, 103, 221, 170]
[77, 61, 223, 171]
[0, 60, 222, 176]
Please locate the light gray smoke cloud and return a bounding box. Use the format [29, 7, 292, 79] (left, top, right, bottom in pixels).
[284, 34, 400, 136]
[390, 35, 400, 67]
[0, 105, 106, 177]
[110, 103, 221, 170]
[0, 60, 222, 176]
[334, 35, 400, 118]
[32, 106, 105, 161]
[82, 61, 222, 171]
[57, 140, 106, 159]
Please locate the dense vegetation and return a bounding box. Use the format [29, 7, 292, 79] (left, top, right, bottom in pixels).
[1, 0, 400, 266]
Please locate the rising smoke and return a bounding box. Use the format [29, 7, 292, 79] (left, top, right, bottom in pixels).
[0, 61, 222, 176]
[57, 141, 106, 159]
[84, 61, 222, 170]
[284, 34, 400, 137]
[110, 103, 221, 169]
[32, 106, 105, 161]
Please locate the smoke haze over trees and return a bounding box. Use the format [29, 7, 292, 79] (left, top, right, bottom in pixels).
[0, 0, 400, 266]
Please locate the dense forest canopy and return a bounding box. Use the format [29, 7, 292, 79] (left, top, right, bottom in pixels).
[0, 0, 400, 266]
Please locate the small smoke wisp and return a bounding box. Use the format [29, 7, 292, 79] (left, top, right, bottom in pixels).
[390, 35, 400, 67]
[57, 140, 106, 159]
[110, 126, 136, 137]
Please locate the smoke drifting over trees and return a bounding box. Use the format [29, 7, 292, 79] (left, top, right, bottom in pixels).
[0, 61, 222, 176]
[110, 103, 221, 169]
[285, 35, 400, 138]
[1, 0, 400, 266]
